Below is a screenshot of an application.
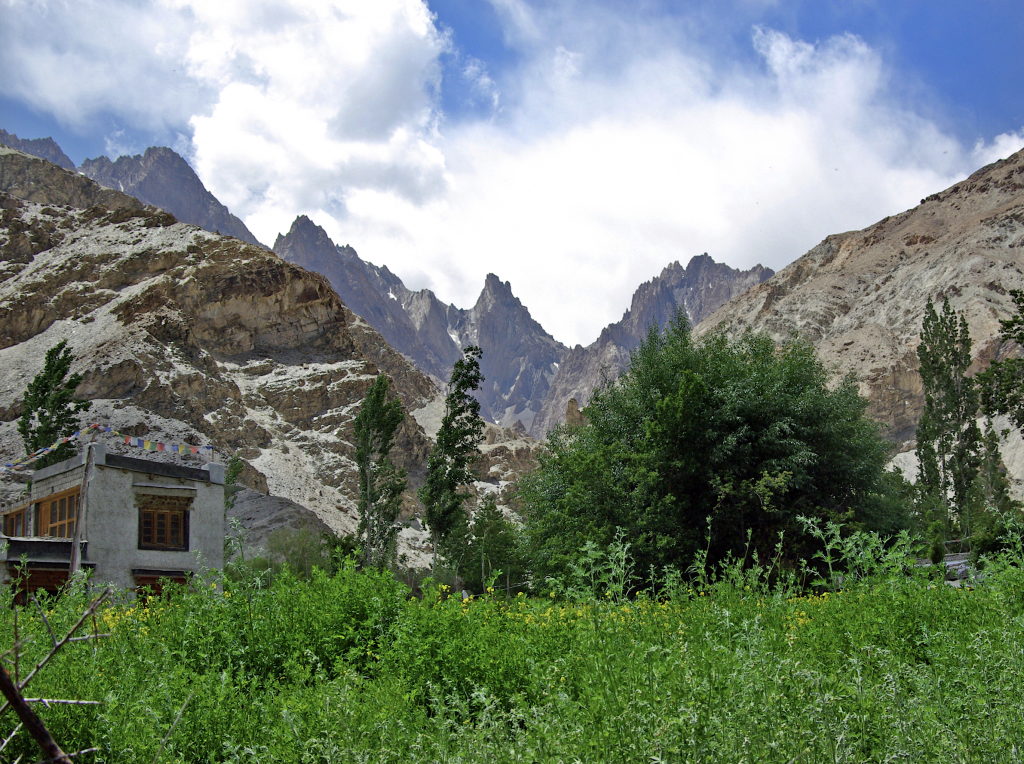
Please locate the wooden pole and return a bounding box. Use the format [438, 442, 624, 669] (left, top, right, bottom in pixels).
[69, 443, 94, 575]
[0, 662, 72, 764]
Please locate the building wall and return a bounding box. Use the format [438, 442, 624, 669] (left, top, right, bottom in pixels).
[84, 463, 224, 590]
[32, 464, 86, 502]
[3, 446, 225, 594]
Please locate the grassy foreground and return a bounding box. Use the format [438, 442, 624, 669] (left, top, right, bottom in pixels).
[3, 539, 1024, 763]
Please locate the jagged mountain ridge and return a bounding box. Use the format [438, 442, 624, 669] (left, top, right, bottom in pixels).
[531, 255, 775, 434]
[275, 217, 773, 436]
[695, 146, 1024, 480]
[274, 217, 567, 435]
[2, 132, 775, 438]
[0, 130, 76, 172]
[0, 150, 446, 562]
[0, 130, 264, 248]
[79, 147, 265, 248]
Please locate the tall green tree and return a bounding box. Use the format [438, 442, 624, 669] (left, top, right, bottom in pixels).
[18, 340, 92, 469]
[353, 374, 407, 570]
[980, 288, 1024, 429]
[464, 494, 524, 595]
[521, 312, 905, 584]
[916, 297, 983, 539]
[419, 346, 485, 568]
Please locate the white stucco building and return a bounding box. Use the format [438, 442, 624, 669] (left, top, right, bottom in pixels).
[0, 444, 224, 598]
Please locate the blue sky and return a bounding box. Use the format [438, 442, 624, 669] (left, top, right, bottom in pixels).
[427, 0, 1023, 142]
[1, 0, 1022, 346]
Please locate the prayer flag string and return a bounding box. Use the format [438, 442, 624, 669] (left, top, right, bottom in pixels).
[2, 423, 214, 475]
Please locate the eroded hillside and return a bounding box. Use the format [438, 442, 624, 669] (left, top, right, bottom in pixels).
[697, 147, 1024, 476]
[0, 159, 449, 560]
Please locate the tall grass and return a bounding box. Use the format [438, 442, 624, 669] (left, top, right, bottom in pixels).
[3, 531, 1024, 762]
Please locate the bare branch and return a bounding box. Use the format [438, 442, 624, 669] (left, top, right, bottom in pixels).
[35, 748, 98, 763]
[30, 596, 58, 650]
[0, 660, 72, 763]
[23, 699, 102, 706]
[0, 722, 24, 752]
[152, 690, 194, 764]
[64, 635, 110, 644]
[0, 588, 111, 718]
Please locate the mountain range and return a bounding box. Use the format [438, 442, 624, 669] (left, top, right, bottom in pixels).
[274, 216, 773, 436]
[4, 127, 1024, 546]
[0, 143, 544, 560]
[1, 131, 774, 437]
[0, 131, 263, 247]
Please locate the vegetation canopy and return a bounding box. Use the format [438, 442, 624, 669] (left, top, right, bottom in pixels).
[17, 340, 92, 469]
[521, 312, 907, 584]
[419, 345, 485, 567]
[352, 373, 407, 570]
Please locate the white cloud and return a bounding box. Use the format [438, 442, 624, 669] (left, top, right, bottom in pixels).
[0, 0, 202, 131]
[180, 0, 450, 243]
[310, 13, 1019, 346]
[3, 0, 1022, 347]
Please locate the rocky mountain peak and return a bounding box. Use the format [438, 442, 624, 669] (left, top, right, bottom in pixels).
[273, 215, 335, 259]
[78, 146, 264, 247]
[696, 145, 1024, 457]
[478, 273, 514, 302]
[531, 253, 775, 434]
[0, 130, 76, 172]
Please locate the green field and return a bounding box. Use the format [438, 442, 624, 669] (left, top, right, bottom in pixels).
[4, 537, 1024, 763]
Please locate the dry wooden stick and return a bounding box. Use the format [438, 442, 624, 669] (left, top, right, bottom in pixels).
[0, 660, 71, 764]
[35, 748, 98, 763]
[151, 689, 194, 764]
[23, 699, 102, 706]
[0, 587, 111, 718]
[30, 596, 58, 650]
[0, 721, 24, 753]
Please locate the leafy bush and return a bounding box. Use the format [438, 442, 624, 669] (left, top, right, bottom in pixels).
[4, 530, 1024, 762]
[520, 312, 910, 584]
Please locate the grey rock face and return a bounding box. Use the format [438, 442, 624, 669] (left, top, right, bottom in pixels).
[447, 274, 568, 435]
[531, 255, 775, 435]
[79, 147, 264, 247]
[227, 488, 331, 557]
[0, 130, 76, 172]
[1, 145, 143, 211]
[274, 217, 567, 434]
[696, 146, 1024, 448]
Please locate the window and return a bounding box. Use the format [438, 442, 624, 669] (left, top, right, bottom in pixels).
[133, 570, 190, 598]
[9, 567, 69, 605]
[40, 488, 80, 538]
[137, 495, 191, 551]
[4, 506, 27, 536]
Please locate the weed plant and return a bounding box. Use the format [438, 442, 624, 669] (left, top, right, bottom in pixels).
[3, 528, 1024, 762]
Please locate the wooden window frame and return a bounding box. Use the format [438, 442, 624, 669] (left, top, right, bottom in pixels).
[38, 487, 81, 539]
[137, 495, 192, 552]
[9, 566, 70, 605]
[132, 571, 190, 598]
[3, 504, 29, 537]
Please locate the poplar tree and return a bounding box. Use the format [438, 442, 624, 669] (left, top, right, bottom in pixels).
[18, 340, 92, 469]
[353, 374, 407, 570]
[980, 288, 1024, 430]
[419, 346, 485, 567]
[916, 297, 982, 539]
